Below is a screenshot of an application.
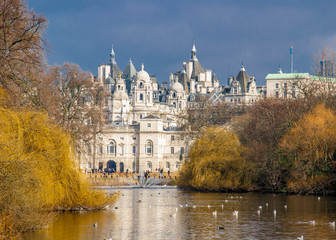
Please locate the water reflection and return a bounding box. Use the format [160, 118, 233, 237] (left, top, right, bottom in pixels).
[24, 188, 336, 240]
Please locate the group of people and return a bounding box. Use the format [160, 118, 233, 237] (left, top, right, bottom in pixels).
[155, 168, 170, 178]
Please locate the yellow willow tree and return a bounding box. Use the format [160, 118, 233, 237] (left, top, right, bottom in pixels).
[177, 127, 252, 191]
[0, 90, 117, 235]
[280, 104, 336, 193]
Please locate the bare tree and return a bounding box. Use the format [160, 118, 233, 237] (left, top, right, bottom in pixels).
[0, 0, 47, 106]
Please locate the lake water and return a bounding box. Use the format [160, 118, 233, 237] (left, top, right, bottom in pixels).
[24, 187, 336, 240]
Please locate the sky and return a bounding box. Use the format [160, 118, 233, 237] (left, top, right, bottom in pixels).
[28, 0, 336, 85]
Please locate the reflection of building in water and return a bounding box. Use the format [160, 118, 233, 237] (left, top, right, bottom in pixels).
[81, 43, 265, 173]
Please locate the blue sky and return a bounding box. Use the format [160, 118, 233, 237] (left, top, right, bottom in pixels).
[28, 0, 336, 85]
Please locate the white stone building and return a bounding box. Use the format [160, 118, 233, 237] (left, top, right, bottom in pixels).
[82, 46, 187, 173]
[222, 64, 263, 104]
[81, 42, 265, 173]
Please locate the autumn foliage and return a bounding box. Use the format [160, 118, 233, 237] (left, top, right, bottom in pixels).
[177, 127, 252, 191]
[178, 98, 336, 194]
[280, 104, 336, 193]
[0, 92, 117, 238]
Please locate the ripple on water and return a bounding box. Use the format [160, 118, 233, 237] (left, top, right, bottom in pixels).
[23, 189, 336, 240]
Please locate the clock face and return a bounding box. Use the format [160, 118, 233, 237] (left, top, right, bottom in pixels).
[114, 102, 120, 109]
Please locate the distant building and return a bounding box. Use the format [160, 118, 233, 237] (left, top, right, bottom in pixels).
[222, 64, 264, 104]
[81, 43, 265, 173]
[265, 66, 335, 99]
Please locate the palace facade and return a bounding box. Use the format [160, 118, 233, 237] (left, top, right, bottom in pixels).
[81, 42, 265, 173]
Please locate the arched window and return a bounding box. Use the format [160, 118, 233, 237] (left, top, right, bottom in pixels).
[139, 82, 143, 88]
[173, 92, 176, 98]
[146, 141, 153, 154]
[140, 93, 143, 101]
[109, 142, 116, 154]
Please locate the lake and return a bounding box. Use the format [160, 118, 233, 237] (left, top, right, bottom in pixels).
[24, 187, 336, 240]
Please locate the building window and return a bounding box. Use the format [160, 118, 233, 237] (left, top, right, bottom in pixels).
[140, 93, 143, 101]
[171, 147, 174, 154]
[275, 83, 279, 89]
[275, 91, 279, 99]
[171, 135, 175, 141]
[139, 82, 143, 88]
[284, 90, 288, 98]
[133, 137, 136, 140]
[132, 145, 136, 154]
[147, 123, 151, 127]
[166, 162, 170, 169]
[146, 141, 152, 154]
[284, 83, 287, 89]
[119, 145, 124, 155]
[109, 142, 115, 154]
[180, 147, 184, 154]
[140, 114, 143, 119]
[99, 146, 103, 154]
[120, 137, 124, 140]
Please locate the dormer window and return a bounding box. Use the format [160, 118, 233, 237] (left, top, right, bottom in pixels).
[139, 82, 143, 88]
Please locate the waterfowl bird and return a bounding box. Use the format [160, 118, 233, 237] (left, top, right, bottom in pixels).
[208, 205, 211, 208]
[93, 222, 97, 227]
[318, 196, 321, 200]
[218, 226, 224, 230]
[329, 221, 335, 228]
[193, 205, 196, 208]
[137, 199, 141, 203]
[297, 236, 303, 240]
[233, 210, 239, 217]
[273, 210, 276, 218]
[258, 206, 262, 209]
[224, 200, 229, 203]
[309, 220, 316, 226]
[266, 203, 268, 207]
[212, 211, 217, 217]
[257, 210, 261, 216]
[175, 208, 178, 212]
[221, 204, 224, 209]
[284, 205, 287, 210]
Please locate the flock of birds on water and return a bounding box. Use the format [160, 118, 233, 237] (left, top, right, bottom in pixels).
[94, 192, 335, 240]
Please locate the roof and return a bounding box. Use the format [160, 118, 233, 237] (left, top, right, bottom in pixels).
[191, 59, 204, 80]
[110, 63, 122, 79]
[265, 73, 310, 80]
[122, 58, 137, 80]
[236, 67, 250, 93]
[212, 72, 218, 82]
[178, 70, 189, 94]
[143, 114, 160, 119]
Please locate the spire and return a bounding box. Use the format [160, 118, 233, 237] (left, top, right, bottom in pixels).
[141, 63, 144, 71]
[240, 61, 245, 71]
[110, 44, 116, 64]
[191, 40, 197, 60]
[278, 65, 283, 74]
